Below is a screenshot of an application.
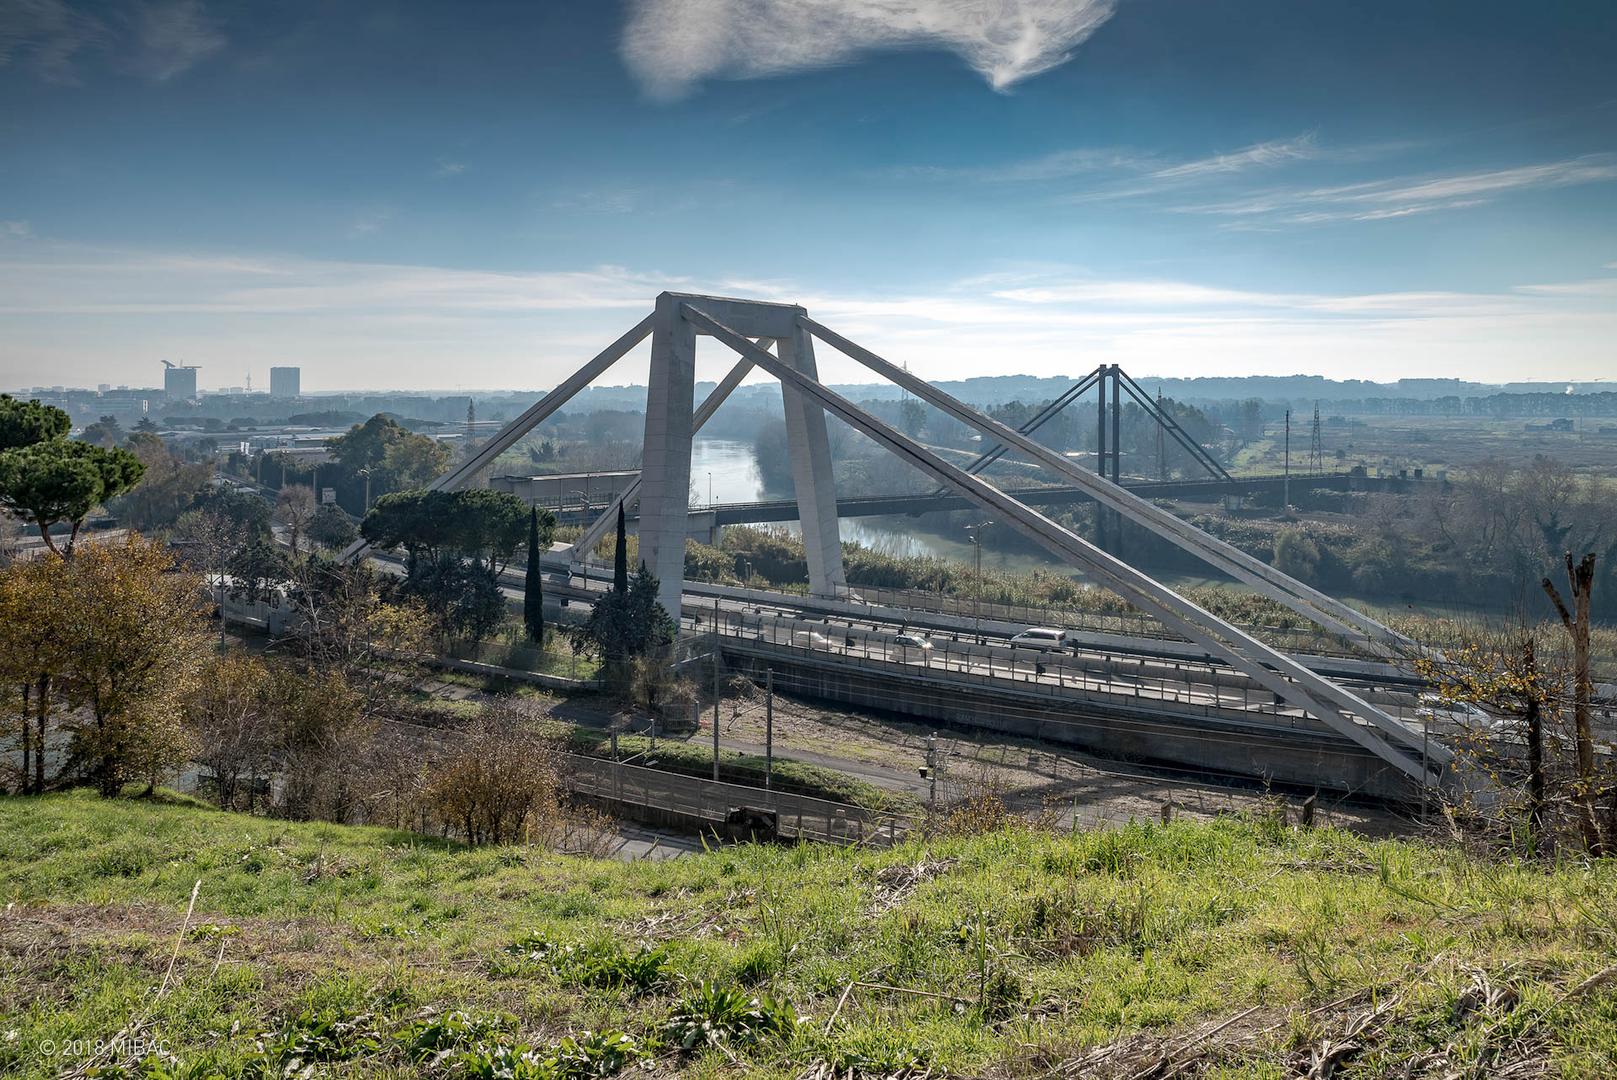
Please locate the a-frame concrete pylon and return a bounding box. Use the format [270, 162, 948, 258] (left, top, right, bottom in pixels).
[348, 291, 1445, 790]
[611, 294, 847, 622]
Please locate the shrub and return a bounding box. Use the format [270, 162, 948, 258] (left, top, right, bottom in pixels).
[456, 1030, 641, 1080]
[420, 709, 565, 845]
[504, 933, 671, 994]
[663, 980, 801, 1051]
[258, 1007, 384, 1072]
[397, 1009, 513, 1068]
[1272, 526, 1321, 583]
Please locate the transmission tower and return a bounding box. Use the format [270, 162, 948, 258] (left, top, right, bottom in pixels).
[1308, 401, 1324, 474]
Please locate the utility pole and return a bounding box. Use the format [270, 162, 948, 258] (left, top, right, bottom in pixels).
[965, 521, 989, 643]
[1283, 409, 1291, 508]
[924, 732, 938, 807]
[764, 668, 774, 791]
[712, 596, 721, 782]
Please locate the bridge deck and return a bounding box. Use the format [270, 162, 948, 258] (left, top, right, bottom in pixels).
[547, 471, 1356, 524]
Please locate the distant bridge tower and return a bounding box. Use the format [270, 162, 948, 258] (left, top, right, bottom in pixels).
[1156, 387, 1167, 481]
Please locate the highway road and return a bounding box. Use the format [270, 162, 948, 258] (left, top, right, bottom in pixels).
[498, 558, 1459, 740]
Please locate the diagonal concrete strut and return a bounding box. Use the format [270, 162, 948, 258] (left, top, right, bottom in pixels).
[339, 312, 655, 563]
[571, 346, 767, 563]
[801, 315, 1418, 659]
[683, 302, 1443, 783]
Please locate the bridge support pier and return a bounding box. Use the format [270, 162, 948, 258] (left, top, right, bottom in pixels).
[778, 324, 846, 597]
[634, 296, 843, 621]
[638, 293, 699, 623]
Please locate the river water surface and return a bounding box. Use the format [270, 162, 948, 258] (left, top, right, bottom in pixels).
[688, 436, 1069, 573]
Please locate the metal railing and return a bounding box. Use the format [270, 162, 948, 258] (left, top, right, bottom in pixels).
[684, 605, 1450, 745]
[562, 753, 909, 846]
[827, 582, 1372, 659]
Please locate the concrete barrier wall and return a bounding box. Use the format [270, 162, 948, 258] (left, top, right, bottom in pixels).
[723, 643, 1417, 802]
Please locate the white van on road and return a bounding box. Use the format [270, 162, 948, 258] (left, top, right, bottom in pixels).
[1008, 627, 1065, 652]
[791, 630, 834, 651]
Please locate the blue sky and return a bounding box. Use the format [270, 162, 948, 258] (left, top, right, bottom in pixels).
[1, 0, 1614, 392]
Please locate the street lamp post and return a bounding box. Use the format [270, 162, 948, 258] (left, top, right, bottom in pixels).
[570, 489, 593, 589]
[964, 520, 991, 644]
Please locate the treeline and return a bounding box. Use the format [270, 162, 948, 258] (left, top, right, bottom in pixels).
[1328, 392, 1617, 418]
[685, 456, 1616, 625]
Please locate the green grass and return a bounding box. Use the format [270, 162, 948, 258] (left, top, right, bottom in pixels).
[3, 792, 1617, 1078]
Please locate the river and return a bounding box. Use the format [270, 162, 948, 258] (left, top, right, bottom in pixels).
[687, 437, 1515, 621]
[688, 436, 1070, 574]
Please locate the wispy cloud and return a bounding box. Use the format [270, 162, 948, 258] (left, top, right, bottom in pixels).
[551, 188, 641, 215]
[126, 0, 224, 82]
[987, 274, 1544, 320]
[889, 146, 1151, 184]
[0, 245, 675, 316]
[891, 136, 1610, 228]
[620, 0, 1116, 100]
[1177, 155, 1617, 225]
[892, 133, 1321, 192]
[349, 207, 394, 236]
[0, 0, 224, 83]
[0, 0, 109, 83]
[434, 160, 468, 178]
[1147, 133, 1319, 180]
[0, 221, 32, 239]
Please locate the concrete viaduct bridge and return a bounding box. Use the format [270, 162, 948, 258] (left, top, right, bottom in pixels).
[345, 292, 1457, 800]
[539, 472, 1353, 528]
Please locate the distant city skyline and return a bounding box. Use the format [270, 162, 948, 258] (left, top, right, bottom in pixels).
[2, 1, 1614, 391]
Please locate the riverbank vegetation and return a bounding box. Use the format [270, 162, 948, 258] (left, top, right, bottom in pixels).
[558, 522, 1617, 666]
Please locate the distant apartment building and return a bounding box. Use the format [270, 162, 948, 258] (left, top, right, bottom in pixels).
[269, 366, 301, 399]
[163, 363, 198, 399]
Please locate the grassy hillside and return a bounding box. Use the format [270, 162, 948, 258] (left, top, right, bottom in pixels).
[2, 792, 1616, 1078]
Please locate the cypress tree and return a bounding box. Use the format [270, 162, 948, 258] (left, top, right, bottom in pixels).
[613, 504, 628, 596]
[523, 507, 543, 644]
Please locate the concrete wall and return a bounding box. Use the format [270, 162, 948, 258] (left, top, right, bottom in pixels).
[489, 470, 638, 507]
[723, 646, 1418, 803]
